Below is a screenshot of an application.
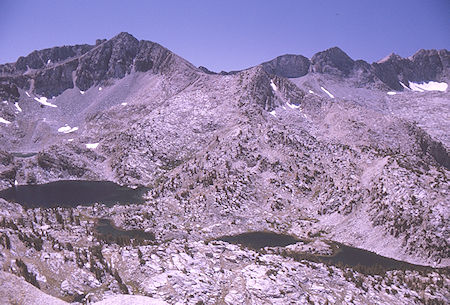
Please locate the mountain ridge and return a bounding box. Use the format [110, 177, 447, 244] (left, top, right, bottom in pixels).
[1, 32, 448, 101]
[0, 32, 199, 99]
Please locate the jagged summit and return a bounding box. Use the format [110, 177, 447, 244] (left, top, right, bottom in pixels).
[310, 46, 355, 76]
[377, 52, 402, 64]
[111, 31, 138, 41]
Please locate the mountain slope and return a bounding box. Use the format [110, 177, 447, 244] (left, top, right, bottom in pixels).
[0, 32, 449, 304]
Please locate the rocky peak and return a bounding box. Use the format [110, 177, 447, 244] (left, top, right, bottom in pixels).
[198, 66, 217, 74]
[371, 54, 410, 90]
[0, 32, 199, 98]
[239, 66, 278, 111]
[96, 39, 107, 45]
[376, 52, 402, 64]
[75, 32, 140, 90]
[410, 49, 440, 61]
[409, 49, 449, 80]
[238, 66, 305, 112]
[372, 49, 449, 90]
[73, 32, 199, 91]
[261, 54, 310, 78]
[310, 47, 355, 76]
[110, 31, 138, 43]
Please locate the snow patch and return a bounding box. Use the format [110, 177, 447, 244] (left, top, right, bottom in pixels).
[86, 143, 99, 149]
[387, 92, 397, 95]
[270, 80, 278, 91]
[14, 102, 22, 112]
[320, 87, 335, 98]
[80, 90, 85, 95]
[98, 87, 102, 91]
[57, 126, 70, 133]
[0, 118, 11, 124]
[67, 139, 74, 142]
[287, 102, 300, 109]
[14, 180, 18, 186]
[2, 100, 7, 104]
[34, 96, 57, 108]
[308, 90, 315, 94]
[47, 59, 51, 64]
[58, 125, 78, 133]
[409, 83, 424, 92]
[121, 102, 128, 106]
[25, 91, 31, 97]
[409, 81, 448, 92]
[400, 82, 410, 90]
[269, 110, 276, 117]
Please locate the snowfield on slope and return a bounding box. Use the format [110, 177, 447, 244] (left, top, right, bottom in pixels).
[57, 125, 79, 133]
[86, 143, 99, 149]
[409, 81, 448, 92]
[34, 96, 57, 107]
[321, 86, 335, 98]
[0, 118, 11, 124]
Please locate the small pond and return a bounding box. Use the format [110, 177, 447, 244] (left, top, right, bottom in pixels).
[11, 152, 38, 158]
[217, 232, 438, 274]
[218, 231, 301, 249]
[0, 180, 147, 208]
[293, 242, 433, 274]
[94, 218, 155, 245]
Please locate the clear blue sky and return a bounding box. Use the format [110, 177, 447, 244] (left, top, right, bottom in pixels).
[0, 0, 449, 72]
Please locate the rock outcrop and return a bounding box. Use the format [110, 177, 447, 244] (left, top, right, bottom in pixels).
[261, 54, 310, 78]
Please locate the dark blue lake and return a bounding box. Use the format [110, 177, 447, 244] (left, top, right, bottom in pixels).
[218, 231, 300, 249]
[95, 218, 155, 243]
[0, 180, 147, 208]
[217, 232, 438, 274]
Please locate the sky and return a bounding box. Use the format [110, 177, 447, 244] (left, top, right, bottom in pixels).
[0, 0, 449, 72]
